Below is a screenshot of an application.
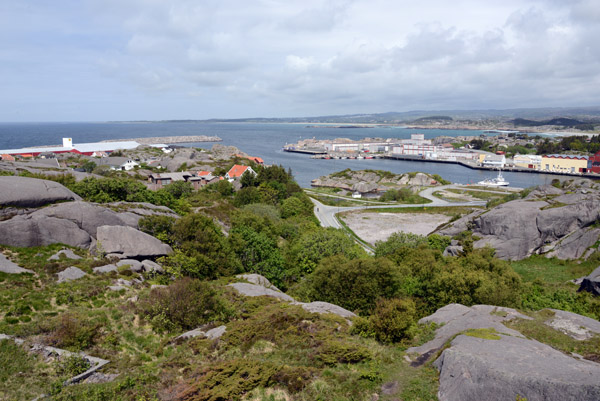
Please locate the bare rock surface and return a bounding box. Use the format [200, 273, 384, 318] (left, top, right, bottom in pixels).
[96, 226, 172, 259]
[117, 259, 144, 272]
[407, 303, 600, 401]
[230, 274, 356, 318]
[93, 264, 118, 274]
[434, 333, 600, 401]
[0, 176, 81, 207]
[295, 301, 356, 318]
[546, 309, 600, 340]
[228, 282, 295, 302]
[0, 215, 93, 248]
[407, 304, 530, 356]
[578, 266, 600, 296]
[142, 260, 164, 273]
[175, 325, 227, 341]
[49, 249, 82, 260]
[57, 266, 87, 283]
[439, 180, 600, 260]
[0, 253, 34, 274]
[311, 170, 441, 194]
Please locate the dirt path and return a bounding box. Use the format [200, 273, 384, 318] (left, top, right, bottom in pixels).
[340, 211, 452, 245]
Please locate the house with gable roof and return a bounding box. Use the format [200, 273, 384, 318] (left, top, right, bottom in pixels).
[225, 165, 256, 182]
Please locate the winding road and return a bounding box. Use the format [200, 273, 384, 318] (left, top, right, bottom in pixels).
[310, 185, 488, 230]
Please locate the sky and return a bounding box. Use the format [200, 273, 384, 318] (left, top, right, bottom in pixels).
[1, 0, 600, 122]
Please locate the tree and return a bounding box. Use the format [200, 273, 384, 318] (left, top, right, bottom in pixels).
[280, 194, 314, 219]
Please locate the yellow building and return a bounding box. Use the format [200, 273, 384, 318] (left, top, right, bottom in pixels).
[541, 154, 588, 173]
[513, 154, 542, 170]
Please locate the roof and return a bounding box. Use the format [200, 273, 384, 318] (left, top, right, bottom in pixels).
[148, 172, 192, 181]
[96, 157, 137, 167]
[197, 171, 212, 176]
[0, 140, 141, 156]
[227, 165, 250, 178]
[544, 154, 589, 160]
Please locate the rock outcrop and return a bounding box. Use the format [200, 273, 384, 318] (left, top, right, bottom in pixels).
[311, 170, 441, 194]
[578, 266, 600, 296]
[407, 304, 600, 401]
[228, 274, 357, 319]
[0, 254, 34, 274]
[57, 266, 87, 283]
[0, 176, 81, 207]
[0, 195, 177, 249]
[437, 179, 600, 260]
[96, 226, 173, 259]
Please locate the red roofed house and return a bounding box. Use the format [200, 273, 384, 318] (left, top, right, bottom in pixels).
[226, 165, 256, 182]
[1, 154, 15, 161]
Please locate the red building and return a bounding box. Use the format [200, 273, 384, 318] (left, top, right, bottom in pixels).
[589, 150, 600, 173]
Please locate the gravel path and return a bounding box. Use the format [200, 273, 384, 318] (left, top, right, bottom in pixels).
[341, 211, 451, 244]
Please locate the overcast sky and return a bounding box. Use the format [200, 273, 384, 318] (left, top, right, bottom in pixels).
[1, 0, 599, 121]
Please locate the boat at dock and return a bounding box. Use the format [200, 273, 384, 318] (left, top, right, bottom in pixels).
[478, 170, 509, 187]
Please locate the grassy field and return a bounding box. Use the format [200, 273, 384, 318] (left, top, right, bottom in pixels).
[509, 255, 597, 284]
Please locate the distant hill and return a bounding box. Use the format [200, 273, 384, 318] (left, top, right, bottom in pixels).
[150, 106, 600, 125]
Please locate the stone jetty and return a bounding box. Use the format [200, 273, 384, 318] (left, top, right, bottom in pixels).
[102, 135, 222, 144]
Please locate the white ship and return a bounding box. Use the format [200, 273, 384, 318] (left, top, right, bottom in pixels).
[478, 170, 509, 187]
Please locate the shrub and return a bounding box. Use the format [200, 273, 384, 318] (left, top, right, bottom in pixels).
[137, 278, 233, 333]
[47, 313, 100, 351]
[317, 340, 371, 365]
[305, 256, 406, 314]
[370, 298, 417, 343]
[138, 215, 176, 244]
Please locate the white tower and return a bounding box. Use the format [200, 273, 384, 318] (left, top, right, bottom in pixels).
[62, 138, 73, 148]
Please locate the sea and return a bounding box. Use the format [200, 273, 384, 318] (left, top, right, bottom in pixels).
[0, 121, 571, 189]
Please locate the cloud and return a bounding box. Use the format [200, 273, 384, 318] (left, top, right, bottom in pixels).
[1, 0, 600, 121]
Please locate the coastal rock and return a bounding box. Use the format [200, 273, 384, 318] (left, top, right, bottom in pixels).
[0, 254, 34, 274]
[443, 245, 463, 257]
[578, 266, 600, 296]
[96, 225, 173, 259]
[0, 176, 81, 207]
[311, 170, 441, 194]
[236, 273, 279, 290]
[433, 333, 600, 401]
[57, 266, 87, 283]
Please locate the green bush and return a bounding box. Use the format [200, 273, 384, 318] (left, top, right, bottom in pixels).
[137, 278, 233, 333]
[305, 256, 406, 314]
[47, 313, 100, 351]
[369, 298, 417, 343]
[317, 340, 372, 365]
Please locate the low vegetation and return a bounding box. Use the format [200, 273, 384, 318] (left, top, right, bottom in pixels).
[1, 163, 600, 400]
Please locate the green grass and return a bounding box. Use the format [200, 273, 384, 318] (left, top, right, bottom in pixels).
[0, 339, 62, 399]
[365, 206, 481, 216]
[445, 188, 506, 200]
[510, 255, 595, 284]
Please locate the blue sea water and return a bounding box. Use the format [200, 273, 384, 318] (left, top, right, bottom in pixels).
[0, 122, 563, 188]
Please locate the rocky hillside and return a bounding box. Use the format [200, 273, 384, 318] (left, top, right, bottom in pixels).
[311, 169, 446, 193]
[438, 178, 600, 260]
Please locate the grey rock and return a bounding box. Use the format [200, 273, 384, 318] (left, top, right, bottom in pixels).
[115, 278, 132, 287]
[151, 284, 167, 289]
[96, 225, 172, 259]
[57, 266, 87, 283]
[0, 215, 93, 248]
[117, 259, 143, 272]
[437, 210, 483, 237]
[105, 253, 125, 260]
[36, 201, 137, 237]
[108, 285, 127, 291]
[83, 372, 119, 384]
[141, 259, 164, 273]
[93, 264, 118, 274]
[49, 249, 82, 261]
[443, 245, 463, 257]
[236, 273, 279, 290]
[546, 228, 600, 260]
[175, 327, 207, 340]
[578, 266, 600, 296]
[295, 301, 356, 318]
[206, 325, 226, 340]
[433, 333, 600, 401]
[407, 304, 530, 357]
[546, 309, 600, 340]
[0, 253, 34, 274]
[228, 282, 295, 302]
[0, 176, 80, 207]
